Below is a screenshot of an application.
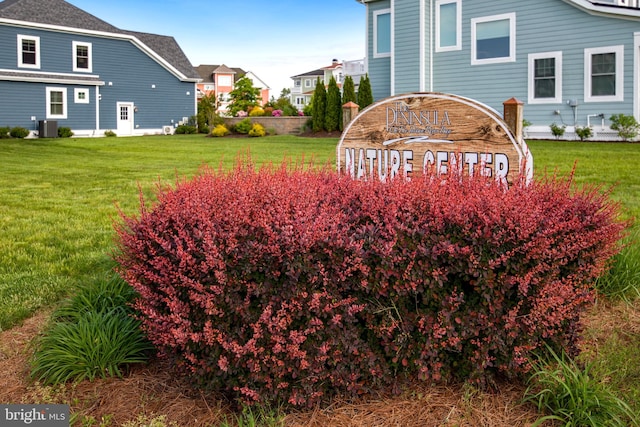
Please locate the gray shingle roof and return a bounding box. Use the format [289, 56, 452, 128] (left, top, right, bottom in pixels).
[0, 0, 200, 80]
[195, 65, 246, 83]
[291, 68, 324, 79]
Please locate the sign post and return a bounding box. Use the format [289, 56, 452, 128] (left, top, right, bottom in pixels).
[337, 92, 532, 186]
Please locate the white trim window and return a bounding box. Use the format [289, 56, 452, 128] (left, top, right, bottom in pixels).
[528, 52, 563, 104]
[217, 75, 232, 87]
[73, 41, 92, 72]
[374, 8, 391, 58]
[18, 34, 40, 69]
[584, 45, 624, 102]
[46, 87, 67, 119]
[436, 0, 461, 52]
[74, 88, 90, 104]
[471, 13, 516, 65]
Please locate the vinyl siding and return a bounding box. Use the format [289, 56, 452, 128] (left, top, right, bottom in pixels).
[366, 0, 392, 100]
[364, 0, 640, 128]
[0, 24, 195, 132]
[394, 0, 422, 94]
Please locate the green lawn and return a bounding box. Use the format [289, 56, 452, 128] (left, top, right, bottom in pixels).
[0, 135, 337, 330]
[0, 135, 638, 331]
[527, 140, 640, 222]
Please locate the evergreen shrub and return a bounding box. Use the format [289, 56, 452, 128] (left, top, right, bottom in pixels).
[234, 118, 252, 134]
[10, 127, 29, 138]
[0, 126, 10, 138]
[248, 123, 266, 137]
[115, 163, 625, 407]
[249, 107, 265, 117]
[58, 127, 74, 138]
[210, 124, 230, 137]
[175, 124, 197, 134]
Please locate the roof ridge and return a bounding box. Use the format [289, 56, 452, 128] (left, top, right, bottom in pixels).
[0, 0, 200, 80]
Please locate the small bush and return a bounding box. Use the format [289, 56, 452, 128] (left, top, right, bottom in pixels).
[116, 164, 625, 407]
[104, 130, 117, 137]
[248, 123, 266, 137]
[58, 127, 74, 138]
[199, 125, 210, 134]
[575, 126, 593, 141]
[210, 124, 230, 137]
[234, 118, 252, 134]
[175, 124, 197, 134]
[249, 107, 265, 117]
[609, 113, 639, 141]
[0, 126, 10, 138]
[10, 126, 29, 138]
[550, 123, 566, 139]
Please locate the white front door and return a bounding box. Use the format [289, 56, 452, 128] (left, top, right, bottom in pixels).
[116, 102, 134, 136]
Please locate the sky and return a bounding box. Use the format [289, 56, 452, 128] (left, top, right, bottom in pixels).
[68, 0, 367, 97]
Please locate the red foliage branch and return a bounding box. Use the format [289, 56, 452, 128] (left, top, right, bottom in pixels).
[115, 161, 626, 407]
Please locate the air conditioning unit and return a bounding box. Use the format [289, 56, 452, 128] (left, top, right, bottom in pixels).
[162, 125, 174, 135]
[38, 120, 58, 138]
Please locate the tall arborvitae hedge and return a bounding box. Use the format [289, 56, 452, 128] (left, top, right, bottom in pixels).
[357, 74, 374, 109]
[342, 75, 357, 105]
[325, 76, 342, 132]
[311, 78, 326, 132]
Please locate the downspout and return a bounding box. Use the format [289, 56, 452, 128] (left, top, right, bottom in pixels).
[635, 32, 640, 121]
[390, 0, 395, 96]
[95, 86, 100, 135]
[429, 0, 433, 92]
[420, 0, 426, 91]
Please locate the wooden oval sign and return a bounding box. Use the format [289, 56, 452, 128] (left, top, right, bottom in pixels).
[337, 92, 533, 186]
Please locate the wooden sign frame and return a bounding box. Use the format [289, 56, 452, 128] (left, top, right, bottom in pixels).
[337, 92, 533, 186]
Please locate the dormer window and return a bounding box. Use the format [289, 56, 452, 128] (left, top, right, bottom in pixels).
[18, 35, 40, 69]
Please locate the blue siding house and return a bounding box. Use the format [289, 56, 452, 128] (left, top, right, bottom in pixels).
[357, 0, 640, 140]
[0, 0, 200, 137]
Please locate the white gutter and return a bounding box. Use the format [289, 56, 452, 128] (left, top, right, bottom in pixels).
[561, 0, 640, 20]
[390, 0, 395, 96]
[429, 0, 433, 92]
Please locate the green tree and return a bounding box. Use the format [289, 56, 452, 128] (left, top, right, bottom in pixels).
[279, 88, 291, 99]
[357, 74, 374, 109]
[197, 92, 218, 131]
[325, 76, 342, 132]
[268, 89, 299, 116]
[312, 78, 326, 132]
[227, 76, 260, 117]
[342, 75, 357, 105]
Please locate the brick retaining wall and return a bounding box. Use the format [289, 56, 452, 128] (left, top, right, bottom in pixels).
[223, 117, 310, 135]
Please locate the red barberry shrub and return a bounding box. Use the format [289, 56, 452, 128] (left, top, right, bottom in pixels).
[362, 175, 626, 385]
[115, 161, 625, 406]
[115, 163, 388, 406]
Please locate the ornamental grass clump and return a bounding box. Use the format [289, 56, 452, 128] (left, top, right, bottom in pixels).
[30, 275, 153, 385]
[115, 161, 625, 407]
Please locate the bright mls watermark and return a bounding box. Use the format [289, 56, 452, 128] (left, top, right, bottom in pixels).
[1, 405, 69, 426]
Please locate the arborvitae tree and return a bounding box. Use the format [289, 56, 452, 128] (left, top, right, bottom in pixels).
[325, 76, 342, 132]
[357, 74, 374, 109]
[197, 92, 217, 131]
[342, 75, 357, 105]
[312, 78, 326, 132]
